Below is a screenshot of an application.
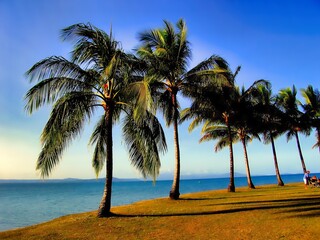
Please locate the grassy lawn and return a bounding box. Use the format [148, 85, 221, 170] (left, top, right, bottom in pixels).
[1, 183, 320, 240]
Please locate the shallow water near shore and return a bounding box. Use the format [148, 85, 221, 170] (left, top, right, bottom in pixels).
[0, 173, 307, 231]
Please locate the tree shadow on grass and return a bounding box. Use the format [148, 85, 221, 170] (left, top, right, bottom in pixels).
[220, 196, 320, 206]
[280, 206, 320, 218]
[179, 197, 219, 201]
[112, 196, 320, 219]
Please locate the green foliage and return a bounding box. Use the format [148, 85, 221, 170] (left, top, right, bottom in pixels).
[25, 23, 166, 182]
[137, 19, 191, 126]
[301, 85, 320, 149]
[123, 110, 167, 181]
[89, 115, 108, 177]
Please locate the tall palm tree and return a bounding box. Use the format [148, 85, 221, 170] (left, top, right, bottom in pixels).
[276, 85, 310, 173]
[233, 85, 265, 189]
[184, 74, 267, 191]
[199, 123, 258, 189]
[181, 62, 239, 192]
[255, 84, 284, 186]
[236, 127, 259, 189]
[25, 23, 167, 217]
[137, 19, 226, 199]
[301, 85, 320, 153]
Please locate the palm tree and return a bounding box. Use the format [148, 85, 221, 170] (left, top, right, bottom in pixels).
[233, 85, 265, 189]
[276, 85, 310, 173]
[25, 23, 167, 217]
[199, 123, 258, 189]
[255, 84, 284, 186]
[236, 127, 259, 189]
[136, 19, 227, 199]
[301, 85, 320, 153]
[181, 61, 239, 192]
[198, 125, 236, 180]
[184, 74, 267, 191]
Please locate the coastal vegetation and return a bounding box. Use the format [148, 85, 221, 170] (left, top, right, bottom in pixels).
[1, 183, 320, 240]
[277, 85, 310, 173]
[136, 20, 240, 199]
[25, 19, 320, 216]
[25, 23, 167, 217]
[181, 64, 269, 191]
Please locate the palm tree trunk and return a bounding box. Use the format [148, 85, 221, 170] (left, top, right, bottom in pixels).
[169, 114, 181, 199]
[98, 107, 113, 217]
[270, 132, 284, 186]
[241, 139, 255, 189]
[316, 127, 320, 153]
[295, 131, 306, 173]
[227, 123, 235, 192]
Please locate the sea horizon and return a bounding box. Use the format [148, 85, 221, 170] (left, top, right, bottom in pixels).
[0, 171, 307, 182]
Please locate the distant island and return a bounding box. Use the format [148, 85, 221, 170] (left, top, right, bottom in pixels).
[0, 172, 305, 183]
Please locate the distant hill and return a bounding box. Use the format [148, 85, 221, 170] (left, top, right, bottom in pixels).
[0, 173, 248, 183]
[157, 172, 246, 181]
[0, 177, 139, 183]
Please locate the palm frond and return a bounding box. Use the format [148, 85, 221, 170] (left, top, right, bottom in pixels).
[157, 89, 180, 126]
[301, 85, 320, 118]
[26, 56, 89, 83]
[233, 66, 241, 78]
[188, 116, 204, 132]
[214, 136, 229, 152]
[122, 110, 166, 181]
[129, 76, 155, 119]
[89, 115, 107, 177]
[285, 129, 295, 142]
[200, 125, 228, 140]
[61, 23, 121, 69]
[25, 56, 97, 114]
[36, 91, 94, 178]
[312, 141, 320, 149]
[25, 76, 93, 114]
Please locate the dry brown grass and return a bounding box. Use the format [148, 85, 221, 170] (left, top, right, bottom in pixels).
[1, 183, 320, 240]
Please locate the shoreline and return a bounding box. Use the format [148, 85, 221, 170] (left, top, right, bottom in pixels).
[0, 175, 307, 232]
[2, 182, 320, 239]
[1, 182, 295, 232]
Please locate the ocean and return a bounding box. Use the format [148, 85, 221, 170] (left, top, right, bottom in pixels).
[0, 174, 305, 232]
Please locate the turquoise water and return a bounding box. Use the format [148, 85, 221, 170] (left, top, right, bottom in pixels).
[0, 174, 305, 231]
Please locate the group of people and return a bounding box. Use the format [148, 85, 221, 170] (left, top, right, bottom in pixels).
[303, 170, 320, 188]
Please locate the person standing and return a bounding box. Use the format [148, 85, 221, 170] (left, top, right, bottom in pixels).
[303, 170, 310, 189]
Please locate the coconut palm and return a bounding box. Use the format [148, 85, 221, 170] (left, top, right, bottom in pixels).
[184, 74, 267, 191]
[235, 127, 259, 189]
[255, 84, 285, 186]
[276, 85, 310, 173]
[199, 123, 258, 189]
[181, 61, 240, 192]
[232, 85, 265, 189]
[301, 85, 320, 153]
[136, 19, 229, 199]
[25, 23, 167, 217]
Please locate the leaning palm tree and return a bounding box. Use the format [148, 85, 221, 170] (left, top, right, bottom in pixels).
[301, 85, 320, 153]
[276, 85, 310, 173]
[255, 84, 285, 186]
[25, 23, 167, 217]
[136, 19, 227, 199]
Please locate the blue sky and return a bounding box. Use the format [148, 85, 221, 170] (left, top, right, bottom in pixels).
[1, 0, 320, 180]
